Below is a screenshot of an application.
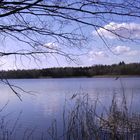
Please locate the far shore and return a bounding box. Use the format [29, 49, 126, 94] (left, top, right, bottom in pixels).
[7, 75, 140, 80]
[1, 63, 140, 79]
[38, 75, 140, 79]
[91, 75, 140, 78]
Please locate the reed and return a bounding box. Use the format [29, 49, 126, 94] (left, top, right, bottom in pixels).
[0, 92, 140, 140]
[53, 93, 140, 140]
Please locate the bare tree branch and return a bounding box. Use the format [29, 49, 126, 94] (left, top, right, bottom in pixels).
[0, 0, 140, 99]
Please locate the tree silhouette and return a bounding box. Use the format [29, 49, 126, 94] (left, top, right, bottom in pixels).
[1, 0, 140, 99]
[0, 0, 140, 61]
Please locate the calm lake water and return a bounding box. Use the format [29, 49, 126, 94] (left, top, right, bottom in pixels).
[0, 78, 140, 139]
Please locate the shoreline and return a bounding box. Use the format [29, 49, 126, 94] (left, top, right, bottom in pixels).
[6, 75, 140, 80]
[91, 75, 140, 78]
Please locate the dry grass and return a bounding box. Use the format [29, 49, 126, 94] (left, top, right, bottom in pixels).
[0, 93, 140, 140]
[56, 93, 140, 140]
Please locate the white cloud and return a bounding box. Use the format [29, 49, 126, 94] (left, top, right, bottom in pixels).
[113, 46, 130, 54]
[126, 50, 140, 56]
[43, 42, 58, 49]
[89, 51, 108, 60]
[89, 46, 139, 61]
[113, 45, 140, 56]
[95, 22, 140, 39]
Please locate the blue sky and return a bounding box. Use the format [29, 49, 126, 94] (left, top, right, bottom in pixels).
[1, 21, 140, 70]
[0, 1, 140, 70]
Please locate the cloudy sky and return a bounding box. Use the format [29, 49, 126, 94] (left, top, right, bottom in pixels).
[0, 1, 140, 70]
[1, 21, 140, 70]
[87, 22, 140, 65]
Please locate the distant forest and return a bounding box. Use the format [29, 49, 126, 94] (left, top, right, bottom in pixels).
[0, 62, 140, 79]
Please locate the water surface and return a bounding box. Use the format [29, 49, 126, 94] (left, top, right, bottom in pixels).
[0, 78, 140, 139]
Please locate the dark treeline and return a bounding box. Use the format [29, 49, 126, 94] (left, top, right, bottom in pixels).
[0, 62, 140, 79]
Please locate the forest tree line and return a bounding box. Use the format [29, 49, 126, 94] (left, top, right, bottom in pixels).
[0, 62, 140, 79]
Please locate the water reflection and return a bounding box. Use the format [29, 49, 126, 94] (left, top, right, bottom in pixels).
[0, 78, 140, 139]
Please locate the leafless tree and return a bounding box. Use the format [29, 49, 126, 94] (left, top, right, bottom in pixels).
[0, 0, 140, 99]
[0, 0, 140, 62]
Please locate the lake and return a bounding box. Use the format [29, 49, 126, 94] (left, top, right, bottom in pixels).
[0, 78, 140, 139]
